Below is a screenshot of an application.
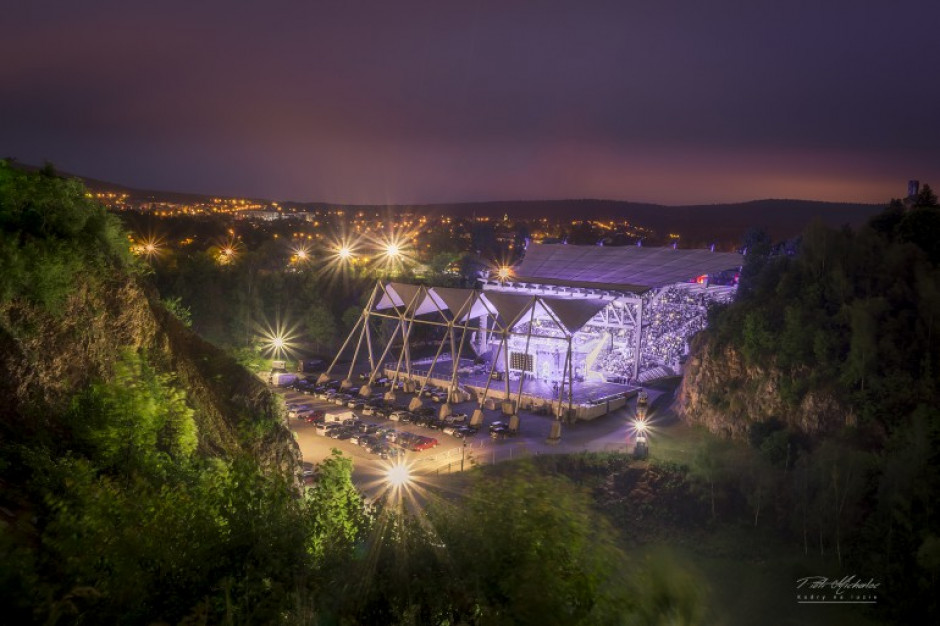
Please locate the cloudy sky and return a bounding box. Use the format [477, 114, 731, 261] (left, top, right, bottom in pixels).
[2, 0, 938, 205]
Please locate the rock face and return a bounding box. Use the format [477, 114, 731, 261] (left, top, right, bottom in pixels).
[678, 334, 850, 439]
[0, 269, 299, 472]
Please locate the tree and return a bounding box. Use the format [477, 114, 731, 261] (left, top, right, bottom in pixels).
[341, 305, 361, 333]
[304, 303, 337, 352]
[842, 298, 886, 393]
[350, 463, 636, 625]
[690, 437, 733, 521]
[916, 183, 938, 207]
[304, 450, 369, 561]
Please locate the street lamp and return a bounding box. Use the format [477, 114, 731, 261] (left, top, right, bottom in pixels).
[386, 462, 411, 489]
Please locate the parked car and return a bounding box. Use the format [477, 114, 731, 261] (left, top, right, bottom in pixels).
[457, 426, 478, 438]
[490, 426, 510, 440]
[288, 404, 314, 418]
[301, 461, 317, 485]
[300, 409, 325, 423]
[411, 437, 438, 451]
[378, 446, 403, 460]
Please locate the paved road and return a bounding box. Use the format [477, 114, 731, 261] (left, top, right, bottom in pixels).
[277, 384, 669, 500]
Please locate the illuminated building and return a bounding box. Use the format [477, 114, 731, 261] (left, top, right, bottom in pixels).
[325, 244, 741, 421]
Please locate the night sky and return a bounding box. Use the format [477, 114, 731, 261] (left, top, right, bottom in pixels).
[2, 0, 938, 205]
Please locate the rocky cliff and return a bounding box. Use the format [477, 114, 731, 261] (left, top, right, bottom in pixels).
[0, 267, 298, 472]
[677, 334, 853, 439]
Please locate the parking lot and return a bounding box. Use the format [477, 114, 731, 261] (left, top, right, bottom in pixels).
[276, 375, 654, 499]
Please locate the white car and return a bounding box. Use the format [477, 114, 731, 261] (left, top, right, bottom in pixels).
[445, 412, 468, 424]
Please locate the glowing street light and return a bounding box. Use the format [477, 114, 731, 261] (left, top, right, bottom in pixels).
[384, 242, 401, 259]
[634, 419, 648, 433]
[258, 318, 300, 361]
[337, 246, 352, 260]
[497, 266, 512, 281]
[386, 462, 412, 489]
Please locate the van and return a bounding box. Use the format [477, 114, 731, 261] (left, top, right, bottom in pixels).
[270, 372, 298, 387]
[324, 410, 356, 424]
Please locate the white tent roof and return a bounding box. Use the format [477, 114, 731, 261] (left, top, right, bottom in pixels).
[430, 286, 477, 319]
[480, 291, 536, 330]
[539, 297, 611, 334]
[372, 283, 612, 335]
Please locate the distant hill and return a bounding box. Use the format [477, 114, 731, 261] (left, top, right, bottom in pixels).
[7, 161, 884, 244]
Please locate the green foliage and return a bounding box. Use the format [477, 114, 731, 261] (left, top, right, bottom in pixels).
[708, 210, 940, 424]
[0, 161, 136, 314]
[67, 352, 198, 474]
[304, 302, 337, 351]
[341, 304, 361, 333]
[0, 348, 374, 624]
[304, 449, 369, 561]
[161, 295, 192, 327]
[337, 462, 641, 625]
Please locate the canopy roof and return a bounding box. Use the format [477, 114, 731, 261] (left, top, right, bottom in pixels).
[536, 297, 610, 334]
[372, 282, 613, 335]
[514, 244, 742, 292]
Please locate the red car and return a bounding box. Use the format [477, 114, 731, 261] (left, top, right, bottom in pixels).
[300, 409, 325, 423]
[411, 437, 439, 451]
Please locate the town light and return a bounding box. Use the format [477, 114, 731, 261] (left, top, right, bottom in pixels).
[337, 246, 352, 260]
[634, 419, 648, 433]
[385, 242, 401, 258]
[497, 266, 511, 280]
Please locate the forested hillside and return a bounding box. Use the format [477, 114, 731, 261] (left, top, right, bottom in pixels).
[678, 189, 940, 622]
[0, 162, 366, 622]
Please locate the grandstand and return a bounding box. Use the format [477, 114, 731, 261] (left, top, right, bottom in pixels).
[325, 244, 741, 421]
